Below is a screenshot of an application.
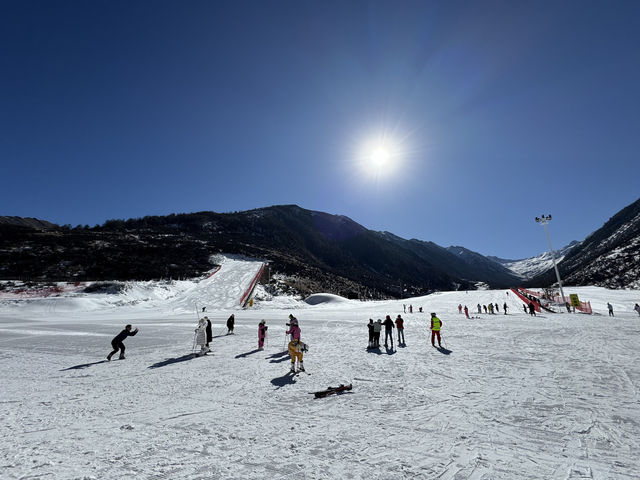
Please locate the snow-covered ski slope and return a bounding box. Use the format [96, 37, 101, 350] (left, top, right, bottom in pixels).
[0, 255, 265, 315]
[1, 272, 640, 478]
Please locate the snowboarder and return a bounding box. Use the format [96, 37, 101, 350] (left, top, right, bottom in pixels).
[430, 313, 442, 348]
[503, 303, 508, 315]
[528, 301, 536, 316]
[458, 304, 462, 314]
[607, 302, 614, 317]
[634, 303, 640, 316]
[195, 317, 208, 355]
[286, 317, 304, 372]
[463, 305, 469, 319]
[382, 315, 395, 348]
[373, 319, 382, 347]
[107, 324, 138, 361]
[204, 316, 212, 350]
[395, 315, 405, 345]
[226, 314, 235, 334]
[258, 320, 268, 350]
[367, 319, 375, 348]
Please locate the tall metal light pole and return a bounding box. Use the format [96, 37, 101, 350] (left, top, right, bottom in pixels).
[535, 214, 566, 304]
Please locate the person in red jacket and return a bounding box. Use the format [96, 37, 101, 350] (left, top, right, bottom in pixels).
[395, 315, 405, 345]
[258, 320, 268, 350]
[463, 305, 469, 319]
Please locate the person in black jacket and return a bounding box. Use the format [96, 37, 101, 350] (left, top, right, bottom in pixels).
[204, 316, 212, 351]
[367, 319, 374, 348]
[107, 324, 138, 360]
[226, 314, 235, 335]
[382, 315, 395, 349]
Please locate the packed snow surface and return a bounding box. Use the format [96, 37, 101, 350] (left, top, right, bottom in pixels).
[2, 260, 640, 479]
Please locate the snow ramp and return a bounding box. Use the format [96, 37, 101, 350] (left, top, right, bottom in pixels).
[169, 256, 265, 312]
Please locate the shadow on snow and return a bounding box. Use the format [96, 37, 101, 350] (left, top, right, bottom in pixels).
[60, 360, 108, 371]
[271, 371, 297, 389]
[235, 349, 261, 359]
[147, 353, 198, 369]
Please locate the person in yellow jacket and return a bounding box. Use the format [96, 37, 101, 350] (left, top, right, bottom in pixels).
[430, 312, 442, 348]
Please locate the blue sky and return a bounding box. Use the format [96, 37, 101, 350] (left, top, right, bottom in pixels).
[2, 0, 639, 259]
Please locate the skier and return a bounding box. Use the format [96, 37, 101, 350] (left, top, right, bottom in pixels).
[226, 314, 235, 334]
[528, 301, 536, 316]
[373, 319, 382, 347]
[204, 316, 212, 351]
[195, 317, 208, 355]
[503, 303, 508, 315]
[494, 303, 499, 313]
[258, 320, 268, 350]
[634, 303, 640, 316]
[463, 305, 469, 319]
[607, 302, 614, 317]
[107, 324, 138, 361]
[395, 315, 405, 345]
[477, 304, 482, 314]
[382, 315, 395, 348]
[367, 319, 375, 348]
[286, 317, 304, 372]
[458, 304, 462, 314]
[430, 313, 442, 348]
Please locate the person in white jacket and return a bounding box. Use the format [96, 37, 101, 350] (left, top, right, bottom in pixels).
[195, 317, 208, 356]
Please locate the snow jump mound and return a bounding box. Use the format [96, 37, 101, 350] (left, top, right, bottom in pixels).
[304, 293, 350, 305]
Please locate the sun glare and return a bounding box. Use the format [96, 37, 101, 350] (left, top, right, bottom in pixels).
[358, 137, 401, 179]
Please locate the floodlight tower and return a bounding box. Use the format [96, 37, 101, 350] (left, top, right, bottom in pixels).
[535, 214, 566, 304]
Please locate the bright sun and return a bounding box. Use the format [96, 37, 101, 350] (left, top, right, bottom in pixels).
[359, 138, 400, 178]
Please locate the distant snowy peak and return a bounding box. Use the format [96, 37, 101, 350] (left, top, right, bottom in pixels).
[490, 241, 580, 280]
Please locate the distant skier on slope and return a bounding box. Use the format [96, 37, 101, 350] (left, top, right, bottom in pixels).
[373, 319, 382, 347]
[430, 313, 442, 348]
[205, 316, 212, 350]
[528, 301, 536, 316]
[477, 304, 482, 314]
[494, 303, 499, 313]
[503, 303, 508, 315]
[395, 315, 405, 345]
[107, 324, 138, 361]
[367, 319, 375, 348]
[463, 305, 469, 319]
[458, 304, 463, 314]
[226, 314, 235, 334]
[195, 317, 209, 355]
[258, 320, 268, 350]
[382, 315, 395, 349]
[634, 303, 640, 317]
[607, 303, 614, 317]
[286, 316, 304, 372]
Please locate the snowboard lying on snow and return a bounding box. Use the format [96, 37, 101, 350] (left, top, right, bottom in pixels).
[311, 384, 352, 399]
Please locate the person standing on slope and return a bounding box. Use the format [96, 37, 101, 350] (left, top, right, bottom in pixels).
[373, 319, 382, 348]
[430, 313, 442, 348]
[503, 303, 508, 315]
[395, 315, 405, 345]
[477, 304, 482, 314]
[107, 324, 138, 361]
[463, 305, 469, 319]
[634, 303, 640, 317]
[204, 316, 212, 351]
[367, 319, 375, 348]
[258, 320, 268, 350]
[195, 317, 208, 355]
[382, 315, 395, 349]
[286, 317, 304, 372]
[458, 304, 463, 314]
[226, 314, 235, 334]
[528, 301, 536, 316]
[607, 302, 614, 317]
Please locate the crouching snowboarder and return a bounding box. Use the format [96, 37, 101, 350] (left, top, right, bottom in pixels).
[107, 324, 138, 361]
[258, 320, 268, 350]
[195, 317, 209, 356]
[286, 316, 305, 373]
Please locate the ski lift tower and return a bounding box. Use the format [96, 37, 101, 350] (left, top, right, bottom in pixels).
[535, 214, 566, 304]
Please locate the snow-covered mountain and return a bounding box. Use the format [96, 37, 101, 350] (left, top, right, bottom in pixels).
[489, 241, 580, 280]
